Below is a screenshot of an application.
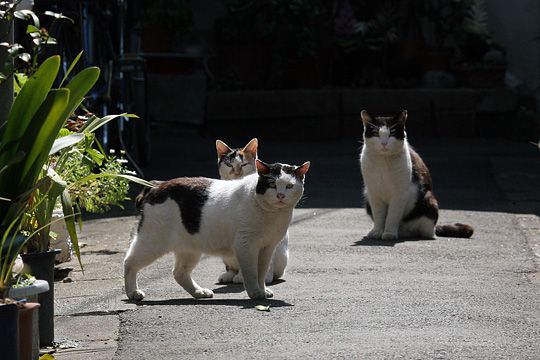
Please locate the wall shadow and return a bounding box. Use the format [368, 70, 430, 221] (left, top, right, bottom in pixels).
[88, 125, 540, 219]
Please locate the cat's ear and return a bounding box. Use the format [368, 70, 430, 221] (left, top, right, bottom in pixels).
[255, 159, 271, 175]
[396, 110, 408, 124]
[242, 138, 258, 159]
[216, 140, 232, 158]
[294, 161, 310, 178]
[361, 110, 373, 126]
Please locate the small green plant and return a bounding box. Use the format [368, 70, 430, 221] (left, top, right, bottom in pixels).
[12, 273, 35, 288]
[53, 131, 132, 214]
[0, 1, 73, 84]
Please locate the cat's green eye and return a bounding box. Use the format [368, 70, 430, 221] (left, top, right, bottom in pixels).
[225, 163, 233, 167]
[286, 184, 293, 189]
[268, 182, 276, 188]
[241, 163, 248, 167]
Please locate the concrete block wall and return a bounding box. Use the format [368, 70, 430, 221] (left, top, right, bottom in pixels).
[205, 90, 341, 140]
[204, 89, 484, 140]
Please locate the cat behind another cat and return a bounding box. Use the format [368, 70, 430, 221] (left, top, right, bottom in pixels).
[215, 138, 289, 284]
[124, 158, 309, 300]
[359, 109, 473, 240]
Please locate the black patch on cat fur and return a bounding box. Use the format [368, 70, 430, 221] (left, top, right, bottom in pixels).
[256, 164, 280, 195]
[402, 148, 439, 222]
[135, 181, 164, 211]
[255, 163, 296, 195]
[363, 114, 406, 140]
[137, 177, 211, 234]
[219, 150, 243, 165]
[435, 223, 474, 238]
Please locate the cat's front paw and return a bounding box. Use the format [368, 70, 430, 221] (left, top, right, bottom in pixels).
[247, 288, 273, 299]
[382, 231, 398, 241]
[367, 228, 383, 239]
[232, 272, 244, 284]
[218, 270, 236, 283]
[127, 289, 145, 301]
[264, 288, 274, 298]
[193, 288, 214, 299]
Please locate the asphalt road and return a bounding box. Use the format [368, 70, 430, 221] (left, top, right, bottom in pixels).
[53, 126, 540, 359]
[114, 208, 539, 359]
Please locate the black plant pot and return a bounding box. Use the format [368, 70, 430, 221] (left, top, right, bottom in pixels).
[21, 249, 61, 346]
[0, 302, 20, 360]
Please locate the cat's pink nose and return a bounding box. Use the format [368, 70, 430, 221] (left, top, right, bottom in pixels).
[277, 193, 285, 200]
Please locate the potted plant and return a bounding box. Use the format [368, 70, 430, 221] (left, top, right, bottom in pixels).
[9, 273, 48, 360]
[0, 221, 28, 360]
[1, 4, 153, 352]
[0, 51, 97, 345]
[15, 56, 153, 345]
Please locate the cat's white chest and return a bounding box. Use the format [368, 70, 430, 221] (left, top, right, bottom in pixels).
[360, 148, 414, 203]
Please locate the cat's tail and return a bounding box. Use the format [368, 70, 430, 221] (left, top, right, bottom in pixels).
[435, 223, 474, 238]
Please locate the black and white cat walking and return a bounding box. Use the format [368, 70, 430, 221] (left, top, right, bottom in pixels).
[124, 159, 309, 300]
[359, 109, 473, 240]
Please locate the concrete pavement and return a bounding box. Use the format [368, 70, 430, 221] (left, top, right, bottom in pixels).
[50, 127, 540, 359]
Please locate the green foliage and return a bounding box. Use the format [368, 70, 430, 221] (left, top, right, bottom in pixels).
[463, 0, 490, 38]
[13, 273, 35, 288]
[0, 56, 66, 225]
[0, 53, 100, 273]
[0, 3, 73, 83]
[13, 72, 28, 96]
[56, 142, 131, 214]
[0, 9, 153, 293]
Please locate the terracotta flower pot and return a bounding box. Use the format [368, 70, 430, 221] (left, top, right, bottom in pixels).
[0, 302, 20, 360]
[19, 302, 40, 360]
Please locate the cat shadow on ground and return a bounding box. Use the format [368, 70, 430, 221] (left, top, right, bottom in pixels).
[212, 279, 286, 294]
[352, 236, 435, 247]
[128, 297, 293, 309]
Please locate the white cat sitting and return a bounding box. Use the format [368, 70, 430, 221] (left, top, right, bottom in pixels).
[215, 138, 289, 285]
[360, 109, 473, 240]
[124, 159, 309, 300]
